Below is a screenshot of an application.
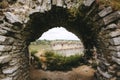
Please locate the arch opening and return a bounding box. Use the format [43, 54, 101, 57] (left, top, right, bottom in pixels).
[29, 27, 87, 71]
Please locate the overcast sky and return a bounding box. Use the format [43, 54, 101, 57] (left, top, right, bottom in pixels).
[39, 27, 79, 40]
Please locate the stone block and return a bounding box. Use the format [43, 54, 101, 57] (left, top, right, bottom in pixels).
[112, 56, 120, 65]
[12, 46, 21, 50]
[97, 67, 112, 78]
[8, 69, 20, 77]
[0, 29, 8, 35]
[2, 65, 19, 74]
[117, 72, 120, 77]
[9, 58, 20, 66]
[111, 51, 120, 58]
[98, 7, 112, 17]
[4, 12, 22, 24]
[52, 0, 57, 5]
[0, 45, 12, 52]
[1, 77, 12, 80]
[105, 24, 118, 30]
[117, 20, 120, 28]
[103, 11, 120, 25]
[109, 29, 120, 38]
[56, 0, 64, 7]
[0, 55, 12, 64]
[83, 0, 95, 7]
[109, 46, 120, 52]
[0, 36, 14, 44]
[0, 16, 4, 23]
[99, 62, 107, 71]
[109, 37, 120, 46]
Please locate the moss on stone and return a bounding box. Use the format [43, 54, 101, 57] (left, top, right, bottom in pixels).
[0, 0, 9, 9]
[99, 0, 120, 10]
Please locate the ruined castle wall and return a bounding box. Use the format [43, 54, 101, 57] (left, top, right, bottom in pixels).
[0, 0, 120, 80]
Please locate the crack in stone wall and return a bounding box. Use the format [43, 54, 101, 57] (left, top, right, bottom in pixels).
[0, 0, 120, 80]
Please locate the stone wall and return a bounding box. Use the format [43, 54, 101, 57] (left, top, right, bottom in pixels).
[0, 21, 30, 80]
[0, 0, 120, 80]
[51, 40, 84, 56]
[51, 40, 83, 50]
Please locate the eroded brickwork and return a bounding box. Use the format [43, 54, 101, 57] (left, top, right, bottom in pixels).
[0, 0, 120, 80]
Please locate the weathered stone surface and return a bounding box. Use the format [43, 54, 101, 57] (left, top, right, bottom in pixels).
[56, 0, 64, 7]
[109, 46, 120, 52]
[52, 0, 57, 5]
[0, 36, 14, 44]
[97, 67, 112, 78]
[17, 0, 29, 5]
[111, 51, 120, 58]
[9, 58, 20, 66]
[39, 0, 51, 12]
[0, 16, 4, 23]
[117, 20, 120, 28]
[98, 7, 112, 17]
[99, 62, 107, 71]
[83, 0, 95, 7]
[117, 72, 120, 77]
[0, 29, 8, 35]
[2, 65, 19, 74]
[8, 69, 20, 77]
[105, 24, 118, 30]
[0, 0, 119, 80]
[109, 29, 120, 38]
[0, 52, 9, 56]
[4, 12, 22, 24]
[1, 77, 12, 80]
[112, 56, 120, 65]
[0, 45, 12, 51]
[0, 55, 12, 64]
[103, 11, 120, 25]
[109, 37, 120, 45]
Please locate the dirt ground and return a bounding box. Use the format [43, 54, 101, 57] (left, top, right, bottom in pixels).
[30, 65, 96, 80]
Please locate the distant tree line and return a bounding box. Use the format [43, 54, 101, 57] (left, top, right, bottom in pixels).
[31, 40, 51, 45]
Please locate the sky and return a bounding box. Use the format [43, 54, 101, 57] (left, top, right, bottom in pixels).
[39, 27, 79, 40]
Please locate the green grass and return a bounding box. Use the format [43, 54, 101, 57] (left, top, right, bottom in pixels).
[29, 44, 51, 53]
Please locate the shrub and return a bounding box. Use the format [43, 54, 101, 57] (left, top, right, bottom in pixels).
[43, 51, 84, 71]
[31, 50, 38, 55]
[99, 0, 120, 10]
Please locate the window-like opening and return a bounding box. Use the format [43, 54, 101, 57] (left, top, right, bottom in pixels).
[29, 27, 96, 80]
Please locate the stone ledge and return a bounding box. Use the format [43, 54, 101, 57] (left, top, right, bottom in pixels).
[98, 7, 112, 18]
[0, 77, 12, 80]
[2, 65, 19, 74]
[97, 67, 112, 78]
[109, 37, 120, 46]
[112, 56, 120, 65]
[0, 55, 12, 64]
[109, 29, 120, 38]
[0, 45, 12, 52]
[0, 36, 14, 45]
[0, 28, 8, 35]
[108, 45, 120, 52]
[4, 12, 22, 24]
[110, 51, 120, 58]
[103, 11, 120, 25]
[104, 24, 118, 31]
[83, 0, 95, 7]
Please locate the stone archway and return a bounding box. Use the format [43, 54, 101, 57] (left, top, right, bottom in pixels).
[0, 0, 120, 80]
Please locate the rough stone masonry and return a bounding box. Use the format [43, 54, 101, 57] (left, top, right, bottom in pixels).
[0, 0, 120, 80]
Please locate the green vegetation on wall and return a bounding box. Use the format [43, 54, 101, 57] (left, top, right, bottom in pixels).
[99, 0, 120, 10]
[43, 51, 84, 71]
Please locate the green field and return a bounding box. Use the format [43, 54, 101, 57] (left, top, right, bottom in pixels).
[29, 44, 51, 53]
